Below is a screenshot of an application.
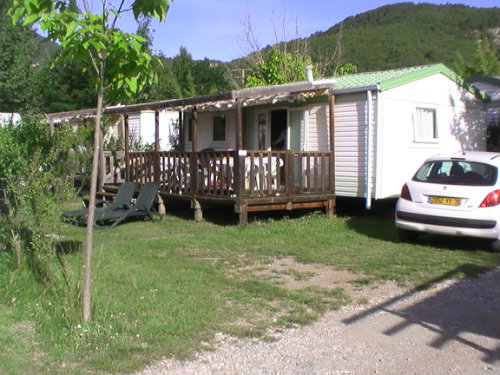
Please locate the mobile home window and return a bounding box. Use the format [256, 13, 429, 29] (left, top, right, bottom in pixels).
[213, 115, 226, 141]
[414, 108, 437, 141]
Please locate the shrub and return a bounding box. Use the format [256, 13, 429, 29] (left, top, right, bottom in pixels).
[0, 117, 80, 285]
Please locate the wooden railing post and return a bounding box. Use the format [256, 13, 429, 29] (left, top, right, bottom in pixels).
[285, 151, 292, 196]
[190, 108, 198, 195]
[179, 111, 185, 153]
[124, 114, 130, 181]
[154, 111, 161, 185]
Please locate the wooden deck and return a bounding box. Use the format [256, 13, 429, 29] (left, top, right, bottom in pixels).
[103, 150, 335, 224]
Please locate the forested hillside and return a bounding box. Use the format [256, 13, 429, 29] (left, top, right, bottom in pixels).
[307, 2, 500, 72]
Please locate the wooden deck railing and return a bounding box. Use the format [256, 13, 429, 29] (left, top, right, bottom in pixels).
[104, 150, 333, 199]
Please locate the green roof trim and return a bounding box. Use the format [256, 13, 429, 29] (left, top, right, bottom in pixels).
[331, 63, 489, 101]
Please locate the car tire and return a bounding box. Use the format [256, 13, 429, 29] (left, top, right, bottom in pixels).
[398, 228, 419, 243]
[491, 239, 500, 252]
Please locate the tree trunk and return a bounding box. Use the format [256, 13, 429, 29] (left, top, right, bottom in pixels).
[82, 63, 105, 322]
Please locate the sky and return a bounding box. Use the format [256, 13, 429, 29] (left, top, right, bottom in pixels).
[120, 1, 499, 62]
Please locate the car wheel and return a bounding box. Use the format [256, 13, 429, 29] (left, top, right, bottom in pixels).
[398, 228, 419, 243]
[491, 239, 500, 252]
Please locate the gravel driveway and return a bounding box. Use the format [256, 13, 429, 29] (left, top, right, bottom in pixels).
[134, 267, 500, 375]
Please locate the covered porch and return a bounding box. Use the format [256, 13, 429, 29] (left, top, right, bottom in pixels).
[52, 80, 337, 224]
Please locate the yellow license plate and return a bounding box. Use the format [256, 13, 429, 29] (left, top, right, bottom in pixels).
[429, 196, 461, 206]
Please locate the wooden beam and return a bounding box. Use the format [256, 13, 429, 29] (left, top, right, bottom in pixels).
[191, 107, 198, 152]
[154, 111, 160, 184]
[179, 111, 185, 153]
[124, 114, 130, 181]
[236, 99, 243, 150]
[155, 111, 160, 152]
[103, 92, 234, 115]
[190, 108, 198, 202]
[245, 201, 327, 212]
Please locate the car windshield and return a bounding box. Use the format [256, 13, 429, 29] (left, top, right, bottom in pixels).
[413, 160, 498, 186]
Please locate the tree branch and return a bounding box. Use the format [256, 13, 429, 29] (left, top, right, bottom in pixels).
[111, 0, 127, 30]
[88, 49, 100, 75]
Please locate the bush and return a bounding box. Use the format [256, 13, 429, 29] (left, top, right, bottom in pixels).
[0, 116, 81, 290]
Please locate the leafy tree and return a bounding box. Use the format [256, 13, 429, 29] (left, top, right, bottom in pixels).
[0, 1, 37, 112]
[1, 1, 98, 114]
[191, 58, 231, 95]
[134, 47, 232, 103]
[338, 63, 358, 76]
[32, 57, 96, 113]
[454, 37, 500, 78]
[172, 46, 197, 97]
[245, 47, 312, 87]
[9, 0, 171, 322]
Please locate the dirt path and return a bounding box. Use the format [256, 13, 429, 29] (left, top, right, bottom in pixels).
[134, 267, 500, 375]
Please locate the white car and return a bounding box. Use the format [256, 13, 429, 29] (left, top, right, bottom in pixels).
[395, 151, 500, 251]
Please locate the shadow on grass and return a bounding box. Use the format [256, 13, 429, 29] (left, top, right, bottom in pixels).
[342, 265, 500, 364]
[341, 197, 495, 252]
[163, 198, 329, 226]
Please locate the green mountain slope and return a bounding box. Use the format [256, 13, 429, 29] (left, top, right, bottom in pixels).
[305, 3, 500, 72]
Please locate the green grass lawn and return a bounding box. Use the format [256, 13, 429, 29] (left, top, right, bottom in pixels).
[1, 201, 499, 374]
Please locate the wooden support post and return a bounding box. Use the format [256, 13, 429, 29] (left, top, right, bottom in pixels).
[154, 111, 161, 185]
[157, 195, 166, 215]
[326, 198, 335, 218]
[190, 108, 198, 196]
[238, 204, 248, 225]
[119, 114, 125, 147]
[285, 151, 292, 196]
[154, 111, 160, 152]
[191, 107, 198, 153]
[236, 100, 243, 150]
[179, 111, 185, 153]
[234, 100, 246, 224]
[124, 114, 130, 181]
[191, 199, 203, 222]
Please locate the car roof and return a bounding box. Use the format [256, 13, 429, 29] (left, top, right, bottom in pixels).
[424, 151, 500, 165]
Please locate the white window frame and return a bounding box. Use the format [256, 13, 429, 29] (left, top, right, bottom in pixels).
[413, 107, 438, 143]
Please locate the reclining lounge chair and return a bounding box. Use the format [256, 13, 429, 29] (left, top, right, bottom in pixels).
[95, 182, 159, 228]
[61, 182, 136, 225]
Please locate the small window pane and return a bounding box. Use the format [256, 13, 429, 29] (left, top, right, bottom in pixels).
[414, 108, 437, 140]
[213, 115, 225, 141]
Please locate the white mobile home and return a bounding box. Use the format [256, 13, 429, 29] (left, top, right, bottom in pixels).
[180, 64, 488, 206]
[330, 64, 488, 206]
